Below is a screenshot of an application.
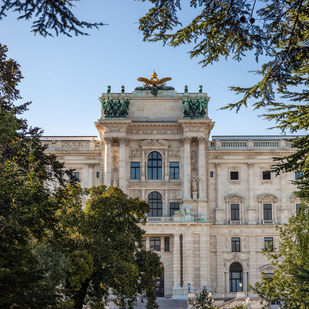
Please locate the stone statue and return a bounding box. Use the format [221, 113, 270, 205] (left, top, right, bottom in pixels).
[112, 178, 118, 187]
[100, 96, 130, 118]
[121, 85, 125, 93]
[199, 85, 202, 93]
[174, 205, 194, 217]
[184, 85, 188, 93]
[192, 176, 199, 192]
[182, 95, 208, 118]
[182, 96, 191, 116]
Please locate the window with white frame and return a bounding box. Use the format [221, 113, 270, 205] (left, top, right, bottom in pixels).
[228, 167, 241, 185]
[257, 194, 277, 224]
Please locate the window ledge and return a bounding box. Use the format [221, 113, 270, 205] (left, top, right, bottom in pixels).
[263, 220, 274, 224]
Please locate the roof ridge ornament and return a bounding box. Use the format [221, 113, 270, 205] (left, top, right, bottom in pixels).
[136, 71, 173, 96]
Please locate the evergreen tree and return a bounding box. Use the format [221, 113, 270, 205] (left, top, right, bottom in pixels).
[0, 42, 76, 308]
[251, 205, 309, 309]
[0, 0, 105, 36]
[188, 287, 219, 309]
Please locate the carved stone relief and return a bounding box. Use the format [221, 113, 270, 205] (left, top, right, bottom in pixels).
[169, 189, 180, 198]
[128, 129, 182, 135]
[191, 149, 198, 176]
[183, 126, 205, 132]
[129, 149, 141, 158]
[168, 149, 181, 158]
[224, 237, 229, 250]
[130, 189, 142, 197]
[223, 254, 249, 268]
[112, 150, 119, 172]
[243, 237, 248, 250]
[105, 126, 126, 133]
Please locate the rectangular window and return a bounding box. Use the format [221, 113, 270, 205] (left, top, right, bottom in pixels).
[231, 204, 240, 221]
[232, 237, 240, 252]
[72, 172, 80, 180]
[142, 237, 146, 250]
[150, 237, 161, 251]
[295, 172, 303, 179]
[262, 171, 271, 180]
[296, 203, 301, 213]
[263, 204, 272, 220]
[164, 237, 170, 252]
[170, 202, 180, 217]
[230, 171, 239, 180]
[96, 171, 100, 178]
[210, 171, 214, 177]
[264, 237, 273, 251]
[130, 162, 140, 179]
[170, 162, 179, 179]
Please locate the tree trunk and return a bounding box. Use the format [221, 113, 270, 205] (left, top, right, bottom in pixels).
[73, 278, 91, 309]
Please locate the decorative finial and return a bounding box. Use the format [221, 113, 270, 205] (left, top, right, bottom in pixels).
[199, 85, 202, 93]
[107, 85, 111, 94]
[121, 85, 125, 93]
[184, 85, 188, 93]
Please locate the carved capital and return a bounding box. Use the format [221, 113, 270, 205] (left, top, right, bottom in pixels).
[119, 137, 126, 144]
[247, 162, 254, 167]
[198, 136, 206, 142]
[214, 162, 221, 167]
[125, 138, 130, 146]
[182, 136, 191, 144]
[88, 163, 96, 168]
[104, 137, 112, 144]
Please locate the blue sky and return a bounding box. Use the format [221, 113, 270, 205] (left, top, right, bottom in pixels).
[1, 0, 286, 138]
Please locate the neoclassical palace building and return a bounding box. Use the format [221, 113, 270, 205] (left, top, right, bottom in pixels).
[42, 75, 300, 304]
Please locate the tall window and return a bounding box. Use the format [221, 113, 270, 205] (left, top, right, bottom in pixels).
[170, 202, 180, 216]
[148, 152, 162, 179]
[170, 162, 179, 179]
[148, 192, 162, 217]
[264, 237, 273, 251]
[231, 204, 239, 221]
[130, 162, 140, 179]
[164, 237, 170, 251]
[230, 263, 243, 292]
[263, 204, 272, 220]
[295, 172, 303, 180]
[296, 203, 301, 213]
[150, 237, 161, 251]
[72, 172, 80, 180]
[232, 237, 240, 252]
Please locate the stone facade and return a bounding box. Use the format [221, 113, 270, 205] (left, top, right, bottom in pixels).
[43, 88, 300, 307]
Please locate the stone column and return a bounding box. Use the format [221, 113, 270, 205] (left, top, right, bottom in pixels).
[88, 163, 95, 187]
[247, 163, 255, 224]
[198, 137, 206, 199]
[119, 137, 126, 192]
[199, 232, 210, 288]
[185, 232, 194, 288]
[165, 149, 169, 181]
[280, 173, 289, 223]
[216, 236, 225, 292]
[225, 271, 229, 293]
[183, 137, 191, 200]
[104, 137, 112, 187]
[215, 162, 223, 224]
[173, 234, 181, 288]
[141, 149, 145, 181]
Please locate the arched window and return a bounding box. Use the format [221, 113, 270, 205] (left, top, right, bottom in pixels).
[148, 151, 162, 180]
[148, 192, 162, 217]
[230, 262, 243, 292]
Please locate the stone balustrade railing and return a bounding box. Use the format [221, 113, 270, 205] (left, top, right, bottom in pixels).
[147, 217, 207, 223]
[42, 140, 101, 151]
[209, 140, 294, 150]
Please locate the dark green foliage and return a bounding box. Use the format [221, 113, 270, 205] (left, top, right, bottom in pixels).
[0, 43, 76, 308]
[53, 185, 162, 309]
[0, 0, 105, 36]
[251, 206, 309, 309]
[188, 287, 219, 309]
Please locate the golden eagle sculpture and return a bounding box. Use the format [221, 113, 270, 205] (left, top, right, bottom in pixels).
[137, 71, 172, 88]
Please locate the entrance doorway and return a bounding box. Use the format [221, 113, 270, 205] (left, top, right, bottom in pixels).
[154, 265, 164, 297]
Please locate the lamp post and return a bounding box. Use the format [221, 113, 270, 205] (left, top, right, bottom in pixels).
[239, 282, 242, 292]
[188, 283, 191, 293]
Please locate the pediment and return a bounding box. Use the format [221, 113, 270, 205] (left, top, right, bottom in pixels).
[224, 193, 245, 202]
[140, 139, 170, 148]
[260, 264, 276, 273]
